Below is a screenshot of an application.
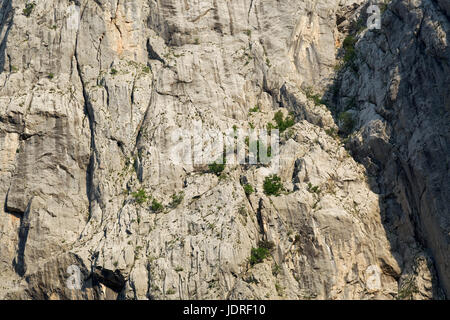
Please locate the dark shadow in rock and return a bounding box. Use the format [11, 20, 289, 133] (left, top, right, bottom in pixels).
[320, 0, 449, 299]
[12, 199, 33, 277]
[0, 1, 14, 75]
[146, 39, 165, 64]
[93, 266, 126, 293]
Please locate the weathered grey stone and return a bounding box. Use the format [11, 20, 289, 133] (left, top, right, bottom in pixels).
[0, 0, 447, 300]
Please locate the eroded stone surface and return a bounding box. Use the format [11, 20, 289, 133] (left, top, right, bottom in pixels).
[0, 0, 447, 299]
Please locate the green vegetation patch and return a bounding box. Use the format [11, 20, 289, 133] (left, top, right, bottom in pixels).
[169, 192, 184, 209]
[263, 175, 283, 196]
[208, 156, 226, 176]
[132, 189, 149, 204]
[151, 199, 164, 213]
[249, 240, 275, 266]
[243, 184, 254, 196]
[338, 111, 355, 135]
[23, 2, 36, 17]
[249, 247, 270, 265]
[273, 111, 295, 133]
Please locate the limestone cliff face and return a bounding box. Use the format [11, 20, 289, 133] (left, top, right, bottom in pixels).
[0, 0, 447, 299]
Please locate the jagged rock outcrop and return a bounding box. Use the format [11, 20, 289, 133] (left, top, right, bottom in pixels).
[0, 0, 447, 299]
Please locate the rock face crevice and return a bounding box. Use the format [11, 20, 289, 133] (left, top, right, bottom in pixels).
[0, 0, 447, 299]
[12, 199, 31, 277]
[0, 0, 13, 78]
